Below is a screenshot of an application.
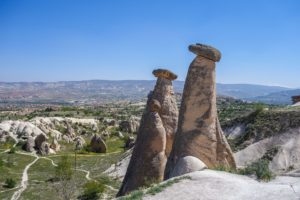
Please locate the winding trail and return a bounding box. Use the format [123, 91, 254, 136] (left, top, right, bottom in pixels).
[41, 157, 58, 167]
[3, 150, 119, 199]
[76, 169, 91, 181]
[11, 152, 39, 200]
[0, 187, 20, 194]
[43, 156, 117, 191]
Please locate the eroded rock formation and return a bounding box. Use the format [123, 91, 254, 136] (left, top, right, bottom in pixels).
[74, 136, 86, 150]
[169, 156, 207, 178]
[23, 136, 35, 152]
[117, 69, 178, 196]
[292, 95, 300, 104]
[117, 99, 167, 196]
[119, 116, 140, 134]
[90, 134, 107, 153]
[165, 44, 236, 179]
[152, 69, 179, 156]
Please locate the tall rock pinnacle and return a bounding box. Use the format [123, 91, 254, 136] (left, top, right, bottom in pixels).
[152, 69, 179, 156]
[117, 69, 178, 196]
[165, 44, 236, 179]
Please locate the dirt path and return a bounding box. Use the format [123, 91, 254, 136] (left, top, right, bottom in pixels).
[11, 152, 39, 200]
[41, 157, 58, 167]
[76, 169, 91, 181]
[43, 156, 118, 191]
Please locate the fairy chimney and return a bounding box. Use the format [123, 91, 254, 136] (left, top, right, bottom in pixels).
[152, 69, 179, 156]
[165, 43, 236, 179]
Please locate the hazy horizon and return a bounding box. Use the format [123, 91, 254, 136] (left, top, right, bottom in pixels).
[0, 79, 298, 89]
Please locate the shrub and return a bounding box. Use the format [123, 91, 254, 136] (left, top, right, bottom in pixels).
[55, 155, 73, 181]
[119, 176, 191, 200]
[0, 159, 4, 168]
[8, 146, 16, 154]
[254, 104, 265, 114]
[6, 156, 14, 168]
[77, 144, 91, 154]
[240, 160, 273, 181]
[118, 190, 144, 200]
[81, 181, 105, 200]
[213, 165, 237, 173]
[146, 177, 190, 195]
[4, 178, 16, 188]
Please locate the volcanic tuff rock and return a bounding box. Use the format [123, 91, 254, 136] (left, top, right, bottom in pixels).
[35, 133, 48, 152]
[23, 136, 35, 152]
[188, 43, 221, 62]
[74, 136, 86, 150]
[169, 156, 207, 178]
[50, 139, 60, 151]
[105, 149, 133, 181]
[235, 127, 300, 174]
[165, 44, 236, 179]
[144, 170, 300, 200]
[118, 69, 178, 196]
[0, 117, 100, 154]
[40, 141, 51, 155]
[119, 117, 140, 133]
[292, 95, 300, 104]
[117, 99, 167, 196]
[151, 69, 179, 156]
[90, 134, 107, 153]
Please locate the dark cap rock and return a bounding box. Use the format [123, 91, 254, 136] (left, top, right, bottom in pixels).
[189, 43, 221, 62]
[153, 69, 178, 81]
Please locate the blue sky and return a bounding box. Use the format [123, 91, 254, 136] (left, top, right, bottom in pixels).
[0, 0, 299, 87]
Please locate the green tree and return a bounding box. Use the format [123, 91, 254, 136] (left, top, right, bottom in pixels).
[81, 181, 105, 200]
[4, 178, 16, 188]
[53, 155, 76, 200]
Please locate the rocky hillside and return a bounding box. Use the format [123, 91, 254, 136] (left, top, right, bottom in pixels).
[0, 115, 140, 155]
[223, 106, 300, 174]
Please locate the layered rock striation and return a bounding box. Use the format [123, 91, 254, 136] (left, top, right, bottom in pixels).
[165, 44, 236, 179]
[152, 69, 179, 156]
[117, 69, 178, 196]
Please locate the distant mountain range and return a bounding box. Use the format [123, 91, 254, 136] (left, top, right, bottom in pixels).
[246, 89, 300, 105]
[0, 80, 298, 105]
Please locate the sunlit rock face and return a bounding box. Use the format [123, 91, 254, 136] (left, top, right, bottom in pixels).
[117, 69, 178, 197]
[152, 69, 179, 157]
[165, 44, 236, 179]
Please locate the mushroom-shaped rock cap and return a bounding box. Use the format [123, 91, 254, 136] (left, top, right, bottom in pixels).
[152, 69, 178, 80]
[189, 43, 221, 62]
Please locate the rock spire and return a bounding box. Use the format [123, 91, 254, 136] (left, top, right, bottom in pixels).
[165, 43, 236, 179]
[117, 69, 178, 196]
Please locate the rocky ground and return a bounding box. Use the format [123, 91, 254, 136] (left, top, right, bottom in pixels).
[142, 170, 300, 200]
[112, 103, 300, 200]
[0, 104, 141, 200]
[0, 99, 300, 200]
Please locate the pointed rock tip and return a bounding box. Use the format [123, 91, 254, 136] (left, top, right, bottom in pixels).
[152, 69, 178, 80]
[189, 43, 221, 62]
